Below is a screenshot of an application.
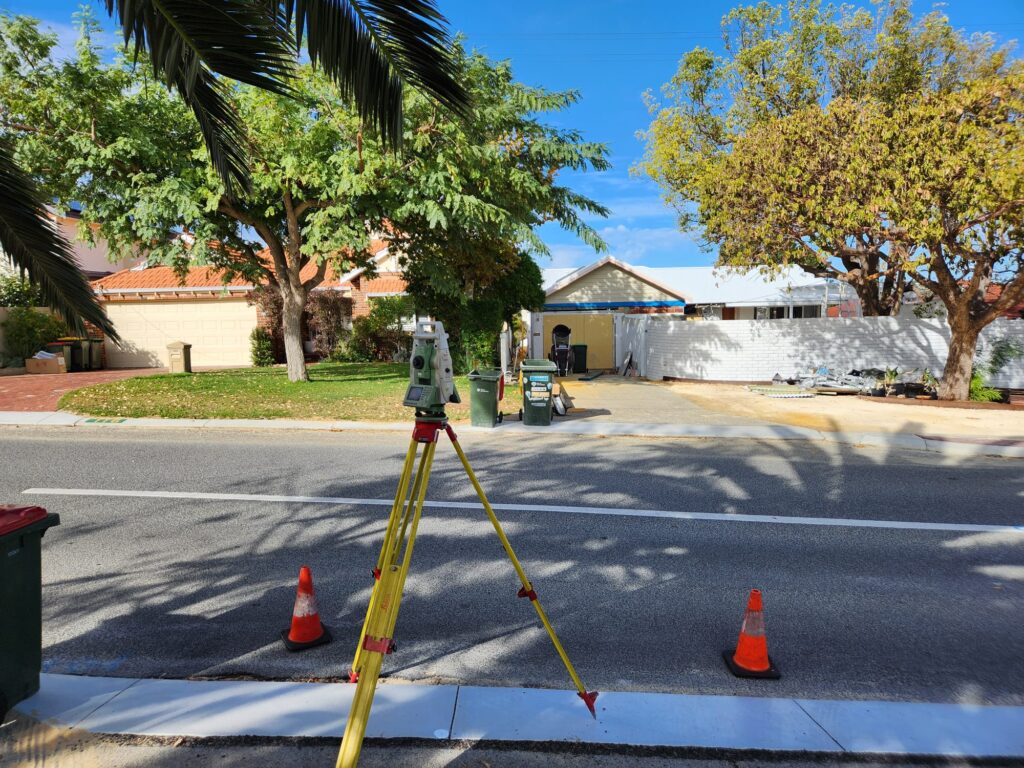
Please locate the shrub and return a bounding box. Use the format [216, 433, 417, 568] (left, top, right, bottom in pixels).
[306, 291, 353, 358]
[969, 339, 1023, 402]
[250, 326, 276, 367]
[969, 371, 1003, 402]
[0, 275, 41, 307]
[349, 296, 413, 362]
[246, 288, 284, 363]
[0, 307, 68, 361]
[456, 329, 497, 374]
[329, 338, 368, 363]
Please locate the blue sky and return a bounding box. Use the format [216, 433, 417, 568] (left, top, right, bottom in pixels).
[4, 0, 1024, 270]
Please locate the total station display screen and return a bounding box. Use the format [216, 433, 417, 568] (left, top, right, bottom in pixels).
[406, 386, 424, 401]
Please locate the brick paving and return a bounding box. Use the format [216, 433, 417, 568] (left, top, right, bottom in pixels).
[0, 368, 165, 411]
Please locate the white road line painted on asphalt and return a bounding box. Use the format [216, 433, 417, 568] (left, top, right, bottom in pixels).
[23, 487, 1024, 534]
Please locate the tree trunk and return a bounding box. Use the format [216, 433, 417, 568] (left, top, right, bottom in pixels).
[281, 290, 309, 383]
[850, 279, 883, 316]
[938, 320, 979, 401]
[849, 277, 901, 317]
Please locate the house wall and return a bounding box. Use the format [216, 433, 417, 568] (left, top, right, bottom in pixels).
[643, 315, 1024, 387]
[102, 298, 258, 368]
[350, 272, 403, 317]
[54, 216, 137, 276]
[547, 263, 680, 306]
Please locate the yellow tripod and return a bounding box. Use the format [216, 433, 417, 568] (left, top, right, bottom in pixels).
[336, 416, 597, 768]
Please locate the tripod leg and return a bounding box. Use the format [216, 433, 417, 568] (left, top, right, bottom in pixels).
[445, 427, 598, 718]
[337, 440, 438, 768]
[349, 438, 418, 682]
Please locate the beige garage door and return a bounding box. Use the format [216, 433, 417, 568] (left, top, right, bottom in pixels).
[103, 299, 258, 368]
[542, 313, 615, 370]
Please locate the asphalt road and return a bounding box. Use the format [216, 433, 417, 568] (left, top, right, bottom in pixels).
[2, 426, 1022, 706]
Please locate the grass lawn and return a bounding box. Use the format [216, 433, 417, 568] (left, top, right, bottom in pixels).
[58, 362, 481, 421]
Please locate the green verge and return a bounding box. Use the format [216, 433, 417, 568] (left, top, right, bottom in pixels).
[58, 363, 477, 421]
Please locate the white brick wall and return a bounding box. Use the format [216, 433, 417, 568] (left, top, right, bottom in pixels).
[644, 316, 1024, 388]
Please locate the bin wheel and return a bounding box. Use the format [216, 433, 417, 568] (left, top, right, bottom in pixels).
[518, 409, 523, 421]
[497, 412, 503, 424]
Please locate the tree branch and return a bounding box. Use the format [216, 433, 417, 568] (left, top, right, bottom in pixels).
[302, 259, 329, 292]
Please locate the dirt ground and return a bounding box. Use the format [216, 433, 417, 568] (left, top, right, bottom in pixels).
[668, 381, 1024, 438]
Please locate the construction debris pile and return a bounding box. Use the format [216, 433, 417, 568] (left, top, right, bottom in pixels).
[750, 366, 939, 399]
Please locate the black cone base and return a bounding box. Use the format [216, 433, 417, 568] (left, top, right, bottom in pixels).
[281, 625, 332, 652]
[722, 649, 780, 679]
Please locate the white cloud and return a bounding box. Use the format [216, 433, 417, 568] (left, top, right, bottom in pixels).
[543, 244, 596, 269]
[589, 196, 678, 222]
[598, 225, 699, 264]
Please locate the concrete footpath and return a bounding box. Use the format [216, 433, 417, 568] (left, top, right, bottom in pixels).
[1, 410, 1023, 458]
[16, 674, 1024, 759]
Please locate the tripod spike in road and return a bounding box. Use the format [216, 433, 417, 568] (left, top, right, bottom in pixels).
[336, 322, 597, 768]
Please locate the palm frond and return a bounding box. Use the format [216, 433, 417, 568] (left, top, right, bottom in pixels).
[283, 0, 469, 147]
[105, 0, 297, 192]
[0, 140, 119, 341]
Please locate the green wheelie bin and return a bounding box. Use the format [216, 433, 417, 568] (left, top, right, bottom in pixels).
[520, 359, 557, 426]
[468, 368, 504, 427]
[0, 506, 60, 720]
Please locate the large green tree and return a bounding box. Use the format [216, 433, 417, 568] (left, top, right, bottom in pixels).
[1, 20, 607, 381]
[0, 0, 466, 336]
[642, 0, 1022, 400]
[641, 0, 1010, 317]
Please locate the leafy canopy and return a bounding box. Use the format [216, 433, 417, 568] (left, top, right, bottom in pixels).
[640, 0, 1014, 317]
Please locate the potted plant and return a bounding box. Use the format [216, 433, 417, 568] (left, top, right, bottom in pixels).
[918, 369, 939, 399]
[882, 367, 901, 397]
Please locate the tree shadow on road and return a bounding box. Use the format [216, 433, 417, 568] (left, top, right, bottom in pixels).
[33, 423, 1024, 710]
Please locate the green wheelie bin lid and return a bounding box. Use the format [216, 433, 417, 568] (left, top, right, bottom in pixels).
[0, 506, 60, 720]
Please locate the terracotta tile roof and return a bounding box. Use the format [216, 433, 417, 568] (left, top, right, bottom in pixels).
[359, 275, 407, 294]
[985, 284, 1024, 318]
[92, 239, 391, 293]
[93, 265, 253, 291]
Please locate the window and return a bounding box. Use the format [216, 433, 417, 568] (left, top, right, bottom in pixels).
[792, 305, 821, 319]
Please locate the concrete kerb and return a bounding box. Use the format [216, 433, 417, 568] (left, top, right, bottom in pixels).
[14, 673, 1024, 759]
[0, 411, 1021, 459]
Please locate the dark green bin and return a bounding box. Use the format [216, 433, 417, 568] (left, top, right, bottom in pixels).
[468, 368, 503, 427]
[521, 359, 556, 426]
[0, 506, 60, 720]
[571, 344, 588, 374]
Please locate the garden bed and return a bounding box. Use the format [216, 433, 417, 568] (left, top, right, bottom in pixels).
[856, 395, 1024, 411]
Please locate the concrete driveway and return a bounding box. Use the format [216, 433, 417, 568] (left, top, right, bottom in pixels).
[558, 376, 762, 426]
[0, 368, 165, 411]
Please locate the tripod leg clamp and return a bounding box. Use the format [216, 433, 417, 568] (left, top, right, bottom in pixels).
[517, 585, 538, 602]
[363, 635, 396, 655]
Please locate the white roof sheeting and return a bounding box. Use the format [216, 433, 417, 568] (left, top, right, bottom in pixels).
[541, 259, 830, 307]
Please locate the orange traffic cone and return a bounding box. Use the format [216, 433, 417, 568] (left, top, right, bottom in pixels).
[281, 566, 332, 651]
[723, 589, 780, 679]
